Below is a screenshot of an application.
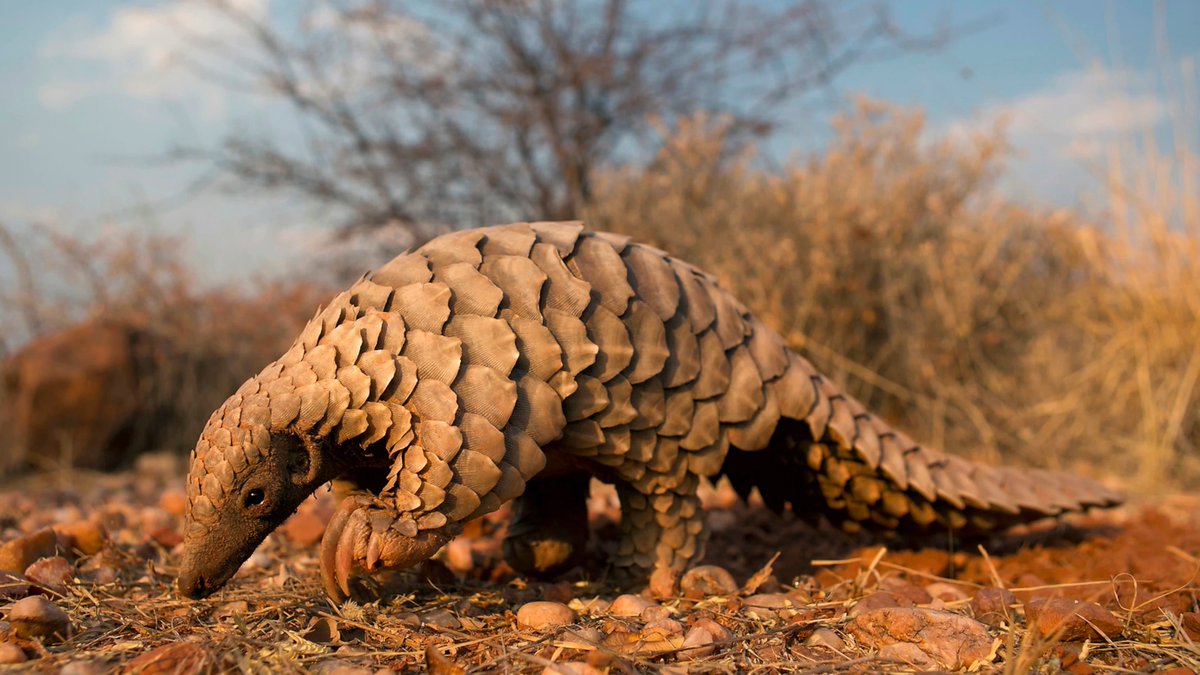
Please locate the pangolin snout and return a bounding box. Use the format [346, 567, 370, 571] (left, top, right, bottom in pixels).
[177, 568, 213, 599]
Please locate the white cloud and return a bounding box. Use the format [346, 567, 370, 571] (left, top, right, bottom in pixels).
[940, 68, 1170, 204]
[39, 0, 269, 118]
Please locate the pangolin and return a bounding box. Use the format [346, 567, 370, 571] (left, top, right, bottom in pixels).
[177, 222, 1121, 600]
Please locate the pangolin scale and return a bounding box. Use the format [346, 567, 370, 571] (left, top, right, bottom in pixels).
[178, 222, 1121, 600]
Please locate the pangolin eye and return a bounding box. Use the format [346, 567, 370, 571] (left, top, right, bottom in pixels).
[244, 488, 266, 508]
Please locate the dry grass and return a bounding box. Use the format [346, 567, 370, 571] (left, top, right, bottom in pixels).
[589, 98, 1200, 492]
[0, 224, 330, 471]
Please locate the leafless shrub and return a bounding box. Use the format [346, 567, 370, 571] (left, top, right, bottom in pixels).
[0, 225, 328, 475]
[179, 0, 957, 235]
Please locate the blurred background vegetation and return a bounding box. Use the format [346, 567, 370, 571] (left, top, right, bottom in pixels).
[0, 0, 1196, 493]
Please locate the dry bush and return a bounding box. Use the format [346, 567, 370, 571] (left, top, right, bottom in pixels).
[0, 225, 329, 473]
[588, 100, 1199, 491]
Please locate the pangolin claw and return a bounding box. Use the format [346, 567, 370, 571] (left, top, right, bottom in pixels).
[319, 494, 455, 602]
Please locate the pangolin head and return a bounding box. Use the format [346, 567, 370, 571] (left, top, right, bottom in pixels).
[177, 379, 341, 599]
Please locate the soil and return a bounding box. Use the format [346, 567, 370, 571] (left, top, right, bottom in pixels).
[0, 453, 1197, 673]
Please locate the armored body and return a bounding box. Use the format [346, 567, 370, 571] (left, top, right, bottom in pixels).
[177, 222, 1120, 600]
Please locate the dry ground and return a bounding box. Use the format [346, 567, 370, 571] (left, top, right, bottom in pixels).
[0, 454, 1198, 674]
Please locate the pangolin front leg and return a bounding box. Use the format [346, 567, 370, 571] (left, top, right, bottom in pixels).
[320, 494, 457, 601]
[502, 474, 591, 577]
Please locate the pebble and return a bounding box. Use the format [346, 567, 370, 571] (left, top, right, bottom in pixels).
[924, 582, 969, 603]
[7, 595, 71, 643]
[692, 618, 733, 642]
[609, 594, 656, 617]
[421, 608, 462, 630]
[849, 590, 908, 616]
[641, 617, 684, 640]
[158, 490, 188, 518]
[805, 627, 846, 651]
[60, 661, 108, 675]
[878, 641, 938, 669]
[443, 539, 473, 574]
[1024, 597, 1124, 640]
[742, 593, 792, 620]
[283, 512, 327, 547]
[1180, 611, 1200, 641]
[0, 643, 26, 664]
[676, 625, 715, 661]
[561, 626, 604, 645]
[640, 605, 671, 622]
[679, 565, 739, 598]
[848, 607, 991, 670]
[213, 600, 250, 620]
[25, 556, 74, 595]
[517, 601, 577, 629]
[53, 521, 108, 556]
[881, 580, 932, 605]
[0, 528, 61, 573]
[971, 587, 1017, 627]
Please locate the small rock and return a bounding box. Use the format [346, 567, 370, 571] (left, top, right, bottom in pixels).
[53, 521, 108, 556]
[122, 642, 212, 674]
[849, 590, 908, 616]
[421, 608, 462, 629]
[60, 662, 107, 675]
[517, 601, 577, 630]
[1024, 597, 1123, 641]
[692, 618, 733, 642]
[0, 571, 30, 600]
[924, 582, 969, 603]
[680, 565, 739, 598]
[149, 527, 183, 550]
[7, 595, 70, 642]
[805, 627, 845, 651]
[971, 587, 1017, 627]
[0, 528, 61, 573]
[1180, 611, 1200, 641]
[881, 580, 932, 605]
[562, 626, 604, 645]
[25, 556, 74, 595]
[878, 642, 938, 669]
[283, 512, 327, 547]
[640, 605, 671, 622]
[443, 538, 473, 574]
[609, 594, 656, 617]
[676, 626, 715, 661]
[213, 600, 250, 620]
[848, 607, 991, 670]
[742, 593, 792, 620]
[641, 617, 684, 640]
[0, 642, 26, 664]
[158, 490, 188, 518]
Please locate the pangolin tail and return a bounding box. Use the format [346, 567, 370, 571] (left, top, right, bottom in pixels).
[721, 374, 1123, 536]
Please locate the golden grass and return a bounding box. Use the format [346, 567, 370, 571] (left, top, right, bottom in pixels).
[588, 97, 1200, 492]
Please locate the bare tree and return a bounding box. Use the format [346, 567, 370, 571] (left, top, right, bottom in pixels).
[184, 0, 952, 235]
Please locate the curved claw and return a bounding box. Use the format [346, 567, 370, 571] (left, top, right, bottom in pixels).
[320, 503, 354, 601]
[318, 495, 457, 603]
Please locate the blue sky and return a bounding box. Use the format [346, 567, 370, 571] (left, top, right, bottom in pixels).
[1, 1, 1197, 281]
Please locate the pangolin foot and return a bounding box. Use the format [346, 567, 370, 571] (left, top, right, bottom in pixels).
[319, 495, 452, 602]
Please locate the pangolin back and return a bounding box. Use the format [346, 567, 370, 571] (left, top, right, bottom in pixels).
[181, 221, 1121, 599]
